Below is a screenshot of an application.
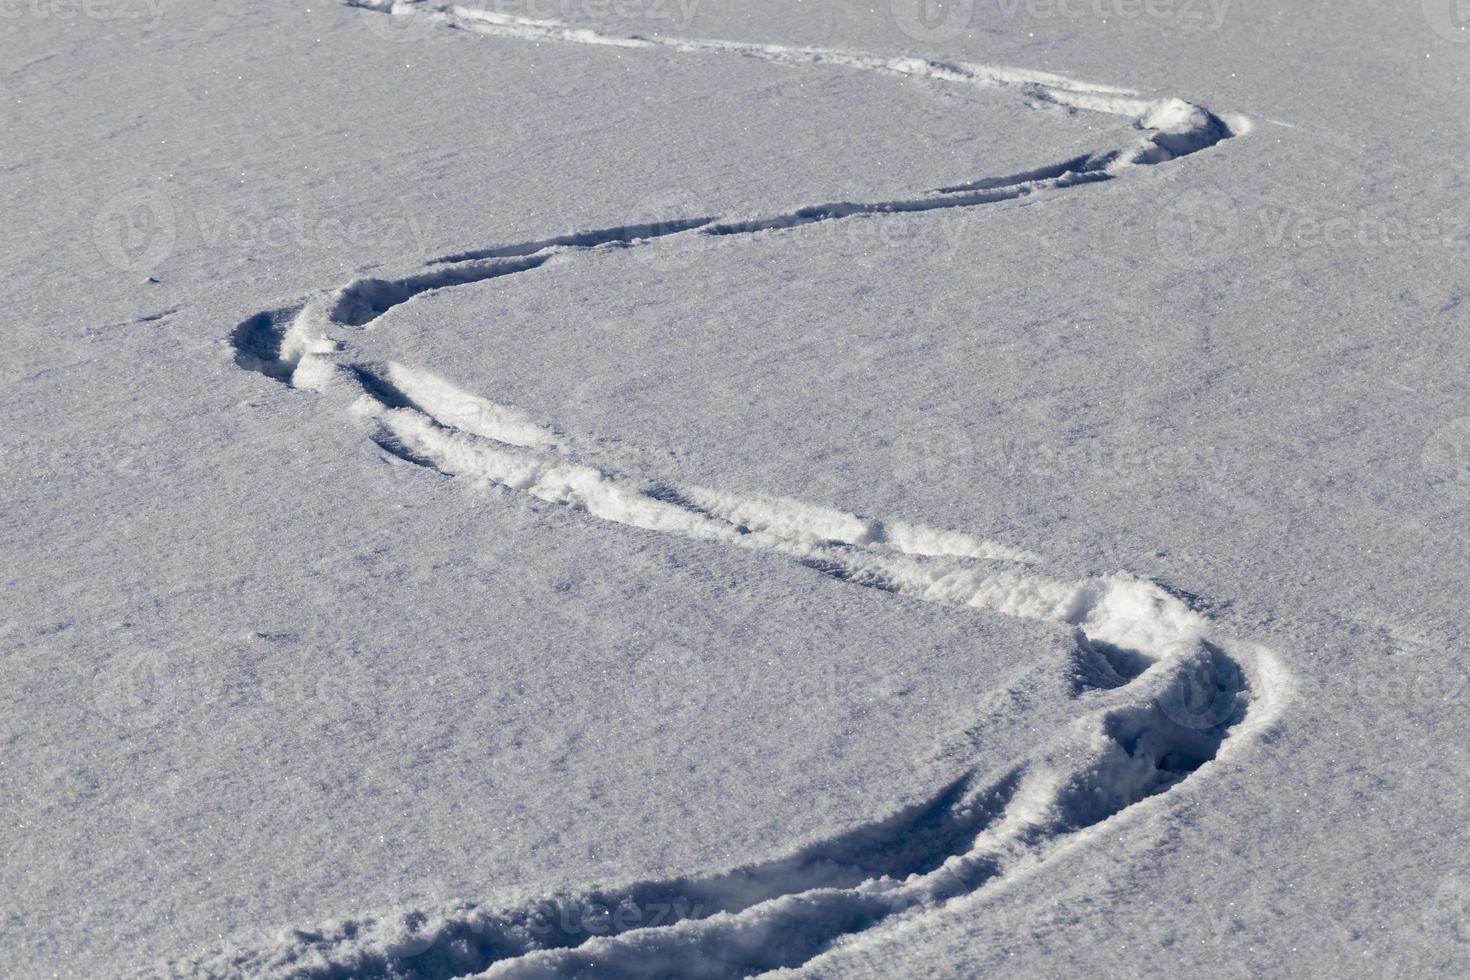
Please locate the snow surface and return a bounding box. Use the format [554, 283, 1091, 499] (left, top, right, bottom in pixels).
[2, 0, 1468, 977]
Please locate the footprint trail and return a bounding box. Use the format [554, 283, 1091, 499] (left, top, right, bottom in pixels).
[192, 7, 1290, 978]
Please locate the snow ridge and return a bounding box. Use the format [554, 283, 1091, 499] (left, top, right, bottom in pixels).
[191, 8, 1289, 977]
[235, 5, 1238, 349]
[195, 358, 1289, 978]
[176, 639, 1271, 979]
[374, 2, 1191, 122]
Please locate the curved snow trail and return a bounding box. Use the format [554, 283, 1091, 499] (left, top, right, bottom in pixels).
[189, 7, 1291, 978]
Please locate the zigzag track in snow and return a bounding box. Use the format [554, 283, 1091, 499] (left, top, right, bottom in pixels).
[194, 6, 1289, 978]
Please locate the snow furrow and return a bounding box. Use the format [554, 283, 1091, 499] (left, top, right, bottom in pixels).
[188, 358, 1290, 979]
[419, 4, 1236, 163]
[195, 8, 1291, 978]
[230, 6, 1239, 354]
[341, 365, 1224, 672]
[230, 7, 1238, 344]
[431, 218, 716, 266]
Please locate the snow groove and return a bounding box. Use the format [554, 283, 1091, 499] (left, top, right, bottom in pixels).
[394, 3, 1237, 159]
[233, 8, 1237, 342]
[195, 349, 1290, 978]
[193, 8, 1290, 978]
[230, 5, 1240, 360]
[431, 219, 716, 266]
